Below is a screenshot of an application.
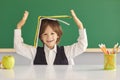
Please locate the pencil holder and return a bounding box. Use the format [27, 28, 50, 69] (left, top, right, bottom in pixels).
[104, 54, 116, 70]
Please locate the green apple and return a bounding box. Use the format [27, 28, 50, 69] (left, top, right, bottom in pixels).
[2, 55, 15, 69]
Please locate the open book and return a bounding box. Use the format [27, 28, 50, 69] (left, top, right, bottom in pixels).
[34, 15, 71, 48]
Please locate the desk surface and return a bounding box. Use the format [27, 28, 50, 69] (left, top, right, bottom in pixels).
[0, 65, 120, 80]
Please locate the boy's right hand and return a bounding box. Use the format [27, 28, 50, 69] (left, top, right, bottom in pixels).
[17, 11, 29, 29]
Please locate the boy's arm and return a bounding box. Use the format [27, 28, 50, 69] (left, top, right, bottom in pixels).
[14, 11, 36, 61]
[64, 10, 88, 64]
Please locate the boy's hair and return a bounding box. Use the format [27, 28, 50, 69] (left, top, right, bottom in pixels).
[39, 19, 63, 44]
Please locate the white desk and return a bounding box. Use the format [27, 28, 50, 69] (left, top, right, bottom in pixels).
[0, 65, 119, 80]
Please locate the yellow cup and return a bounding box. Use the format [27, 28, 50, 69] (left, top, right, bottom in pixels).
[104, 54, 116, 70]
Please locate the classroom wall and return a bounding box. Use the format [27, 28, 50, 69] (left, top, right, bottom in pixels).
[1, 0, 120, 48]
[0, 52, 120, 65]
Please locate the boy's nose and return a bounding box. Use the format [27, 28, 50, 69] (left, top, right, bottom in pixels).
[47, 35, 52, 39]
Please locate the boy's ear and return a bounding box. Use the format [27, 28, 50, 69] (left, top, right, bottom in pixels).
[57, 36, 59, 38]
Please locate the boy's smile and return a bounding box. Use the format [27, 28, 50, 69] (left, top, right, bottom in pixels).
[41, 26, 59, 49]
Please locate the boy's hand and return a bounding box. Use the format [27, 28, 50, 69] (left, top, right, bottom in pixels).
[17, 11, 29, 29]
[71, 10, 83, 29]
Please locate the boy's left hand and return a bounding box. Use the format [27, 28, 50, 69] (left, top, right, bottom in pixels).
[71, 10, 83, 29]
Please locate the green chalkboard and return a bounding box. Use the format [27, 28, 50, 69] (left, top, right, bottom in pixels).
[0, 0, 120, 48]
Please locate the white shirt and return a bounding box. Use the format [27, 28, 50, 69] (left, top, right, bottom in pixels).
[14, 29, 88, 65]
[44, 44, 57, 65]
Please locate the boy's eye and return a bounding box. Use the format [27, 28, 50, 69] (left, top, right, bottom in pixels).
[51, 33, 54, 35]
[43, 33, 47, 36]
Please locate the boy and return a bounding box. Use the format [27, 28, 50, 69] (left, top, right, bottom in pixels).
[14, 10, 88, 65]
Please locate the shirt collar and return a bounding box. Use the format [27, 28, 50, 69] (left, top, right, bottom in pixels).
[44, 44, 57, 53]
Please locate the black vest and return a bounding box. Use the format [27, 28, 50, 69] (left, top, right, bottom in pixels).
[33, 46, 68, 65]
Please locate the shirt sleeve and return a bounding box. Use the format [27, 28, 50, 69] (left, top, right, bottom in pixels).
[14, 29, 36, 60]
[64, 29, 88, 59]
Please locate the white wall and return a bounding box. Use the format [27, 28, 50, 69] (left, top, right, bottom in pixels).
[0, 52, 31, 65]
[75, 52, 120, 65]
[0, 52, 120, 65]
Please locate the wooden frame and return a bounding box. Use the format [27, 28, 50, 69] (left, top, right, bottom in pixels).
[0, 48, 102, 52]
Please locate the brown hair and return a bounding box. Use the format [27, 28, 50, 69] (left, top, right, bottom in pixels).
[39, 19, 63, 44]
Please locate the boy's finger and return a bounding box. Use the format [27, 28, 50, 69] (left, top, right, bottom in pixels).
[23, 11, 29, 20]
[70, 10, 77, 18]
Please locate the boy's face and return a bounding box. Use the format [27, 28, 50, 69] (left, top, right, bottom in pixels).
[41, 26, 59, 49]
